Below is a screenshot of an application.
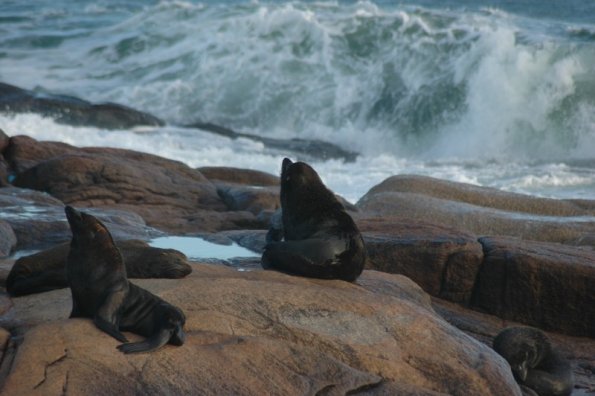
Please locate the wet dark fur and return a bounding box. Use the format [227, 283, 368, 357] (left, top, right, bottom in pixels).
[65, 206, 186, 354]
[261, 158, 366, 281]
[6, 240, 191, 297]
[493, 327, 574, 396]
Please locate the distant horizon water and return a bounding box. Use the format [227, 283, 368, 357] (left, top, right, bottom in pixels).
[1, 0, 594, 202]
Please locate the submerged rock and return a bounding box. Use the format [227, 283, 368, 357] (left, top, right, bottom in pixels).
[0, 266, 521, 395]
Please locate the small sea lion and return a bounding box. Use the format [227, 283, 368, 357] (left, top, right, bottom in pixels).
[65, 206, 186, 353]
[493, 326, 574, 396]
[261, 158, 366, 281]
[6, 239, 192, 297]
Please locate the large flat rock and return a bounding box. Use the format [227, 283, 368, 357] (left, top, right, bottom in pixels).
[0, 265, 521, 395]
[357, 175, 595, 246]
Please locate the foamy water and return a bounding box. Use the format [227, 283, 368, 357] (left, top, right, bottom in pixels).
[1, 0, 594, 201]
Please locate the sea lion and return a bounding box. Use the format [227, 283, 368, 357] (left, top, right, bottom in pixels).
[493, 326, 574, 396]
[6, 239, 192, 297]
[65, 206, 186, 353]
[261, 158, 366, 281]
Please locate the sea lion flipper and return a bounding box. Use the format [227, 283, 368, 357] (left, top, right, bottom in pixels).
[262, 239, 347, 278]
[94, 285, 129, 342]
[117, 328, 173, 354]
[94, 316, 129, 343]
[524, 367, 574, 396]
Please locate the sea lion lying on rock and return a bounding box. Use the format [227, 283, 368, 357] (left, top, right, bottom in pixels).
[6, 239, 192, 297]
[262, 158, 366, 281]
[493, 326, 574, 396]
[65, 206, 186, 353]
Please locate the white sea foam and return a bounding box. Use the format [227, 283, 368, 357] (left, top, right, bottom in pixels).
[1, 1, 594, 200]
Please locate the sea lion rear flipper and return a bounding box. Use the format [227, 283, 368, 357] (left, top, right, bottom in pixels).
[262, 239, 346, 278]
[117, 328, 175, 354]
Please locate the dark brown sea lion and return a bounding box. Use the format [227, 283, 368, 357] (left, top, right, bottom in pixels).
[493, 327, 574, 396]
[65, 206, 186, 353]
[6, 239, 192, 297]
[261, 158, 366, 281]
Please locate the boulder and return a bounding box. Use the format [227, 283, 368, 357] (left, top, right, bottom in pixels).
[357, 175, 595, 246]
[358, 217, 484, 304]
[5, 137, 266, 233]
[6, 240, 192, 296]
[215, 183, 280, 215]
[0, 187, 160, 250]
[198, 166, 279, 186]
[471, 236, 595, 338]
[0, 82, 164, 129]
[0, 266, 521, 395]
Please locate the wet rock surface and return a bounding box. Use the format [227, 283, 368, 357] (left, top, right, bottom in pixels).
[0, 187, 160, 250]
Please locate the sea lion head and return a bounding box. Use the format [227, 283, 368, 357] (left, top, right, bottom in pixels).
[64, 206, 113, 247]
[493, 327, 549, 383]
[280, 158, 324, 191]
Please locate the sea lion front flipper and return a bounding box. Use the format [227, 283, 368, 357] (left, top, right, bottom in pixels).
[117, 328, 174, 354]
[94, 286, 129, 343]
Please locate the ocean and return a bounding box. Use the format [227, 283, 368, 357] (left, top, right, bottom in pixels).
[1, 0, 594, 203]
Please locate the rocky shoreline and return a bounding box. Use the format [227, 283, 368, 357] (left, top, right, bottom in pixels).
[0, 106, 594, 393]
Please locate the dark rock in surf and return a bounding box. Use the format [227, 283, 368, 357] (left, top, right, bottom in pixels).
[0, 82, 163, 129]
[188, 121, 359, 162]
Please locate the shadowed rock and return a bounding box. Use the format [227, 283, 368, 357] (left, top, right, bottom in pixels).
[0, 221, 16, 257]
[0, 82, 163, 129]
[358, 217, 484, 304]
[471, 237, 595, 338]
[0, 265, 521, 395]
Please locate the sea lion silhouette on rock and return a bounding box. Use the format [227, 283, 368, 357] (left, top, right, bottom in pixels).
[65, 206, 186, 353]
[493, 326, 574, 396]
[261, 158, 366, 281]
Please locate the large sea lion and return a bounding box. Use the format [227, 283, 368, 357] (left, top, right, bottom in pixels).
[6, 239, 192, 297]
[261, 158, 366, 281]
[65, 206, 186, 353]
[493, 326, 574, 396]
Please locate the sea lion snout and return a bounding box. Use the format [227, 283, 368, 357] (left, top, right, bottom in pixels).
[64, 205, 82, 223]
